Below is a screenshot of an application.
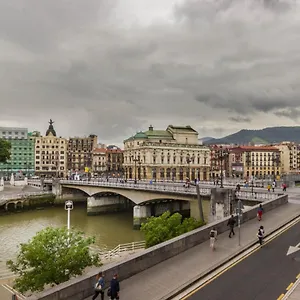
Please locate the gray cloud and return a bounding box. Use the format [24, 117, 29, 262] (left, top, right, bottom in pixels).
[1, 0, 300, 143]
[274, 108, 300, 121]
[229, 116, 252, 123]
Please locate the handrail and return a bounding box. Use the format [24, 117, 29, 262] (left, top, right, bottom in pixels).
[91, 241, 146, 261]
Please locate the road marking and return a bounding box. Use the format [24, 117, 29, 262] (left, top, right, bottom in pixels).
[286, 282, 294, 290]
[296, 273, 300, 279]
[277, 294, 285, 300]
[179, 215, 300, 300]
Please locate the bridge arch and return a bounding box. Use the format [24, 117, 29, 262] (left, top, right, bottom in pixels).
[6, 202, 15, 211]
[16, 201, 23, 210]
[90, 191, 136, 204]
[61, 186, 91, 197]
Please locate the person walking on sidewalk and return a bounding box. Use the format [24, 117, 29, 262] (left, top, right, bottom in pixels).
[257, 226, 264, 247]
[92, 272, 105, 300]
[109, 273, 120, 300]
[209, 227, 217, 251]
[257, 204, 263, 221]
[227, 215, 236, 238]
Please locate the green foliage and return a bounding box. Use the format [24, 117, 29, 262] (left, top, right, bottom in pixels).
[141, 212, 205, 248]
[7, 227, 101, 293]
[0, 139, 11, 163]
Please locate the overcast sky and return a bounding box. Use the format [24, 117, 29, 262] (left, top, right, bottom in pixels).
[1, 0, 300, 145]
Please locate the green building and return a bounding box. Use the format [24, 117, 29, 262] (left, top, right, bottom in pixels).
[0, 127, 35, 177]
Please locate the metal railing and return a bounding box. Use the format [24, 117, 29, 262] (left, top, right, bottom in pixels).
[91, 241, 146, 261]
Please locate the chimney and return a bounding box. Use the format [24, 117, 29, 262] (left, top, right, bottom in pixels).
[149, 125, 153, 131]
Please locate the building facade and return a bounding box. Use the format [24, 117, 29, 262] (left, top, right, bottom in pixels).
[34, 120, 67, 178]
[67, 135, 97, 173]
[229, 146, 281, 179]
[92, 148, 107, 174]
[274, 142, 300, 175]
[106, 145, 124, 176]
[123, 125, 211, 181]
[0, 127, 35, 177]
[210, 145, 230, 179]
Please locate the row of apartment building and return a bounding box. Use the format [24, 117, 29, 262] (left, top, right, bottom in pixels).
[0, 121, 123, 178]
[1, 120, 300, 180]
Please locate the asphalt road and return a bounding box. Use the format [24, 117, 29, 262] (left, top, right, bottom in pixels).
[186, 219, 300, 300]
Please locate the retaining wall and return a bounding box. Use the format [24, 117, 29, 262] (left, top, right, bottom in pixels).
[27, 194, 288, 300]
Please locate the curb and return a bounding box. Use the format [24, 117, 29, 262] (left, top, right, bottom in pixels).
[282, 275, 300, 299]
[162, 213, 300, 300]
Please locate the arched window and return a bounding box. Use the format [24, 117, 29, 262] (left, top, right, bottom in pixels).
[160, 168, 165, 179]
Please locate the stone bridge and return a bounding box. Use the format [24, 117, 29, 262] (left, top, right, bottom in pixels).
[58, 180, 211, 205]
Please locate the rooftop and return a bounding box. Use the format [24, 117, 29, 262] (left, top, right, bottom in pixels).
[232, 146, 280, 151]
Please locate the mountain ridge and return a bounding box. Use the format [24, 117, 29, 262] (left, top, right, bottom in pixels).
[204, 126, 300, 145]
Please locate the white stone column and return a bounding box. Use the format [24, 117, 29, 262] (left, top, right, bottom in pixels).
[133, 205, 151, 229]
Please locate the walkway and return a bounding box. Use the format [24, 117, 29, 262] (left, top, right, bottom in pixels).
[84, 203, 300, 300]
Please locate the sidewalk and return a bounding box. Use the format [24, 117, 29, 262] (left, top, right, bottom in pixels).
[85, 203, 300, 300]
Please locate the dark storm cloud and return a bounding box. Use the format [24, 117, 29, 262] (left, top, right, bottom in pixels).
[1, 0, 300, 143]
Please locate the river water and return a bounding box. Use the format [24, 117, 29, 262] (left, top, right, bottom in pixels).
[0, 204, 143, 274]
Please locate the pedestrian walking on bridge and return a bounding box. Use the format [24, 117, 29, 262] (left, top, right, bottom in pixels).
[227, 215, 236, 238]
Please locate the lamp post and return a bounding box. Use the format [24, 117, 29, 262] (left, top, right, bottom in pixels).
[217, 146, 229, 188]
[133, 155, 140, 184]
[236, 199, 243, 246]
[65, 200, 73, 243]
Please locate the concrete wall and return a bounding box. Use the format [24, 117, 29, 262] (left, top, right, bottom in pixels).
[27, 194, 288, 300]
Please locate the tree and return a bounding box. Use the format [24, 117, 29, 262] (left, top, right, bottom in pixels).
[0, 138, 11, 163]
[7, 227, 101, 293]
[141, 212, 205, 248]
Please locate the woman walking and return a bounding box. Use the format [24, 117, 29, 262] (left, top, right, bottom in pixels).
[257, 204, 263, 221]
[92, 272, 105, 300]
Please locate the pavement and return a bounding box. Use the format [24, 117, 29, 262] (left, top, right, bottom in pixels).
[84, 202, 300, 300]
[185, 214, 300, 300]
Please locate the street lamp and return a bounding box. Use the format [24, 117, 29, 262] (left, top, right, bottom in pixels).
[65, 200, 73, 243]
[216, 146, 229, 188]
[133, 155, 141, 184]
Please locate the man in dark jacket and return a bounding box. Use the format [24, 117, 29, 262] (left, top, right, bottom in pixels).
[110, 274, 120, 300]
[227, 215, 236, 238]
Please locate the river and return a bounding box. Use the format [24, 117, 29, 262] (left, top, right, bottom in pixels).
[0, 203, 143, 275]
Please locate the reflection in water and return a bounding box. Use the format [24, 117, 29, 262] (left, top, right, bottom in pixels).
[0, 204, 143, 271]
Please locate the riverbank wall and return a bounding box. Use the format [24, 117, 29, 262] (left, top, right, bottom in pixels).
[0, 194, 88, 214]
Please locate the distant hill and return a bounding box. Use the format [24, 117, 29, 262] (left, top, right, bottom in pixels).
[205, 126, 300, 145]
[198, 136, 214, 143]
